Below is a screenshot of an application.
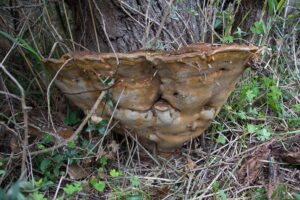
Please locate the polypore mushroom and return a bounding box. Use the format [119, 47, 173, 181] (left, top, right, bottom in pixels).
[45, 43, 258, 152]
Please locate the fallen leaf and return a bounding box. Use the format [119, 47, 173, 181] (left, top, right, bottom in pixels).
[187, 157, 197, 171]
[58, 127, 74, 139]
[68, 164, 89, 180]
[237, 144, 271, 185]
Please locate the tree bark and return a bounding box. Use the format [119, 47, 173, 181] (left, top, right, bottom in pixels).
[66, 0, 214, 53]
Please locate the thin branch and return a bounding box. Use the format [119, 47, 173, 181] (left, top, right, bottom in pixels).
[0, 63, 29, 180]
[30, 91, 106, 157]
[46, 58, 72, 133]
[88, 0, 101, 52]
[92, 0, 119, 64]
[150, 0, 176, 48]
[62, 0, 75, 51]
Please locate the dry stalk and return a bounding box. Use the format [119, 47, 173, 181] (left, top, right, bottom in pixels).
[0, 63, 30, 180]
[21, 91, 106, 157]
[88, 0, 101, 52]
[62, 0, 75, 51]
[92, 0, 119, 64]
[150, 0, 175, 48]
[46, 58, 72, 133]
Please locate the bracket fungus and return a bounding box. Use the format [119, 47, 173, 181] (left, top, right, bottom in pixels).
[45, 43, 258, 152]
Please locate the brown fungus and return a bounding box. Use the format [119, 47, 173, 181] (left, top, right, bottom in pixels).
[45, 43, 258, 152]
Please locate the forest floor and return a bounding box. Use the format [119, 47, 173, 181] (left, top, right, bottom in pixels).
[0, 0, 300, 199]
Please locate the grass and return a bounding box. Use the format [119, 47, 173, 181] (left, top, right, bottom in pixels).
[0, 0, 299, 199]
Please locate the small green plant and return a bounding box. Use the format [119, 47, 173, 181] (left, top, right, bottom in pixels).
[271, 183, 294, 200]
[252, 188, 268, 200]
[90, 178, 106, 192]
[86, 119, 108, 136]
[63, 182, 82, 197]
[247, 124, 273, 141]
[130, 176, 140, 188]
[64, 106, 81, 126]
[250, 21, 266, 35]
[216, 134, 227, 145]
[0, 31, 42, 62]
[110, 169, 122, 177]
[0, 181, 35, 200]
[212, 181, 227, 200]
[31, 192, 47, 200]
[221, 35, 234, 43]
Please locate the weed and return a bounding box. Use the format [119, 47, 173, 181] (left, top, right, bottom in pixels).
[63, 182, 82, 197]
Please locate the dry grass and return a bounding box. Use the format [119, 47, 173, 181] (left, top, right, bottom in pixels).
[0, 0, 299, 199]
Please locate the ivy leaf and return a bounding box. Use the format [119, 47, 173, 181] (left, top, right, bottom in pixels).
[99, 156, 108, 168]
[67, 141, 76, 148]
[109, 169, 122, 177]
[250, 21, 266, 35]
[90, 178, 106, 192]
[40, 159, 51, 173]
[94, 181, 106, 192]
[130, 176, 140, 187]
[63, 183, 82, 196]
[222, 35, 234, 43]
[216, 135, 226, 144]
[256, 128, 272, 141]
[247, 124, 258, 134]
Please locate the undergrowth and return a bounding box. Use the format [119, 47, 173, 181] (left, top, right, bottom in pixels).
[0, 0, 299, 199]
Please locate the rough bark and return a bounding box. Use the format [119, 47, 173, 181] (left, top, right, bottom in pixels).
[66, 0, 214, 52]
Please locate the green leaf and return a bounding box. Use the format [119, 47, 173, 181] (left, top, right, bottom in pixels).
[293, 193, 300, 200]
[90, 178, 106, 192]
[97, 126, 106, 135]
[293, 104, 300, 113]
[130, 176, 140, 187]
[94, 181, 106, 192]
[222, 35, 234, 43]
[34, 178, 44, 187]
[40, 159, 51, 173]
[237, 111, 247, 120]
[234, 27, 243, 37]
[64, 108, 81, 126]
[250, 21, 266, 35]
[67, 141, 76, 148]
[217, 190, 228, 200]
[110, 169, 122, 177]
[256, 128, 272, 141]
[276, 0, 285, 11]
[212, 181, 220, 192]
[31, 192, 47, 200]
[0, 31, 42, 61]
[0, 170, 5, 175]
[216, 135, 226, 144]
[246, 89, 258, 102]
[63, 182, 82, 196]
[247, 124, 258, 134]
[42, 134, 54, 144]
[99, 156, 108, 168]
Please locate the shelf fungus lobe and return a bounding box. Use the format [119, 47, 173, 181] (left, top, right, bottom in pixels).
[45, 44, 258, 152]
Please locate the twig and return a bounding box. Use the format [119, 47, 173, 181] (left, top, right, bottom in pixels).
[150, 0, 175, 48]
[0, 90, 22, 100]
[47, 58, 72, 133]
[62, 0, 75, 51]
[88, 0, 101, 52]
[92, 0, 119, 64]
[26, 91, 107, 157]
[0, 63, 30, 180]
